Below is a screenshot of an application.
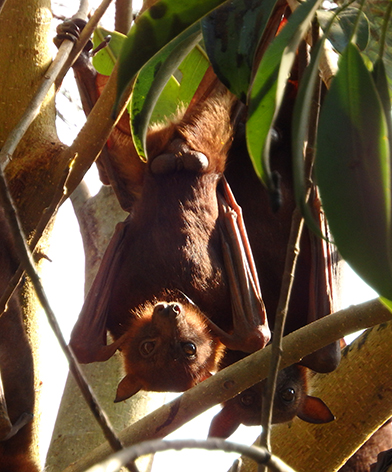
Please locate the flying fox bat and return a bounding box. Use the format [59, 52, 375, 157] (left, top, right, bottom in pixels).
[208, 364, 334, 438]
[68, 52, 270, 399]
[224, 72, 342, 374]
[61, 20, 339, 402]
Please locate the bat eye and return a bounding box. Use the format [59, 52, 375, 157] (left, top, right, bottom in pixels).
[181, 342, 196, 357]
[140, 341, 155, 357]
[240, 392, 256, 407]
[280, 387, 296, 403]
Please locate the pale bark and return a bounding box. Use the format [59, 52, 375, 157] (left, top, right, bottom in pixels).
[0, 0, 63, 468]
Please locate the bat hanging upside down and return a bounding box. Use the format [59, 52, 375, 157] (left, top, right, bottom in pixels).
[208, 363, 334, 438]
[69, 67, 271, 400]
[63, 19, 339, 407]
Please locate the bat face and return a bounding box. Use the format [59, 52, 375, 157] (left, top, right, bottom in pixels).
[115, 300, 225, 402]
[208, 364, 334, 438]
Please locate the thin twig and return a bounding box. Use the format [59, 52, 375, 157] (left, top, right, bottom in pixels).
[259, 36, 322, 465]
[259, 209, 304, 459]
[0, 39, 74, 170]
[83, 438, 297, 472]
[75, 0, 91, 19]
[0, 0, 113, 170]
[0, 0, 112, 311]
[115, 0, 133, 34]
[0, 0, 7, 15]
[0, 0, 127, 455]
[55, 0, 114, 88]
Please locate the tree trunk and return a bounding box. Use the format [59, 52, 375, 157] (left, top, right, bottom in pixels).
[0, 0, 67, 469]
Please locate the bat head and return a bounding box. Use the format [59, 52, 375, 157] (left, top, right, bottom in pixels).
[115, 299, 225, 402]
[208, 364, 334, 438]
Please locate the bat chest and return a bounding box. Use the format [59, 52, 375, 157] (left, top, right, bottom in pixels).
[107, 181, 232, 337]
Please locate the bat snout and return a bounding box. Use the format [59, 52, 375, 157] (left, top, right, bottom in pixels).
[153, 302, 182, 319]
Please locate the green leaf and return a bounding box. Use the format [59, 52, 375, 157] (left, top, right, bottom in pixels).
[130, 22, 202, 159]
[317, 7, 369, 53]
[149, 76, 180, 124]
[361, 0, 392, 99]
[143, 44, 209, 128]
[315, 43, 392, 299]
[246, 0, 323, 195]
[380, 296, 392, 313]
[201, 0, 279, 102]
[372, 57, 392, 140]
[92, 28, 126, 76]
[114, 0, 227, 115]
[177, 46, 209, 104]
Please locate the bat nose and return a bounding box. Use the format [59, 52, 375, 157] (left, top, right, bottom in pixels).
[154, 302, 182, 318]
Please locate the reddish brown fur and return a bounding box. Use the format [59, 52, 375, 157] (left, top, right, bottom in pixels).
[225, 78, 341, 373]
[70, 83, 249, 397]
[71, 48, 337, 404]
[208, 364, 334, 438]
[106, 90, 235, 338]
[116, 297, 225, 400]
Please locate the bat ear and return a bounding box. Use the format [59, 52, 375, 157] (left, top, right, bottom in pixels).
[297, 395, 335, 424]
[114, 374, 142, 403]
[208, 407, 241, 439]
[300, 343, 341, 373]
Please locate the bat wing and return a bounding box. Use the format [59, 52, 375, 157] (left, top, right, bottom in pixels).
[204, 177, 270, 353]
[300, 187, 341, 373]
[69, 218, 129, 363]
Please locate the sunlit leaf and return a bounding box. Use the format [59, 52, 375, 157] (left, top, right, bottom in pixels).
[149, 76, 180, 125]
[201, 0, 279, 102]
[315, 43, 392, 299]
[380, 296, 392, 312]
[92, 28, 126, 76]
[372, 57, 392, 138]
[246, 0, 323, 197]
[130, 22, 202, 159]
[177, 46, 209, 104]
[317, 7, 369, 53]
[114, 0, 227, 115]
